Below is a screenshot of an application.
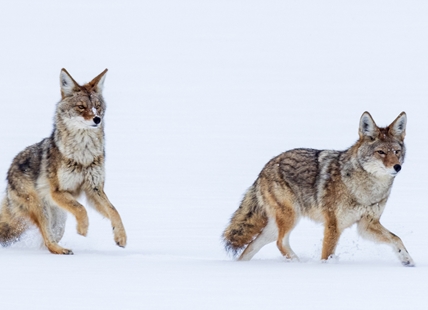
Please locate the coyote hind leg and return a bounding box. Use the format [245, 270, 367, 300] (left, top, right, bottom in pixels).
[276, 210, 299, 260]
[265, 187, 299, 260]
[8, 191, 73, 255]
[239, 218, 277, 261]
[30, 205, 73, 255]
[48, 204, 67, 243]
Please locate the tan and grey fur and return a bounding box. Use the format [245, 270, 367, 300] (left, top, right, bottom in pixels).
[223, 112, 414, 266]
[0, 69, 127, 254]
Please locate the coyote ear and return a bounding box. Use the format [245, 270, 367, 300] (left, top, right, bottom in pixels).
[88, 69, 108, 93]
[359, 111, 379, 140]
[388, 112, 407, 141]
[60, 69, 80, 98]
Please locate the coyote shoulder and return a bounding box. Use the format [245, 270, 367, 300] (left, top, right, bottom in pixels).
[0, 69, 127, 254]
[223, 112, 414, 266]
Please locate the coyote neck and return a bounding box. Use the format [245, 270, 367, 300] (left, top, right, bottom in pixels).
[341, 149, 394, 205]
[54, 126, 105, 166]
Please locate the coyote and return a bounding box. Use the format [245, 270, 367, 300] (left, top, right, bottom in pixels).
[223, 112, 414, 266]
[0, 69, 127, 254]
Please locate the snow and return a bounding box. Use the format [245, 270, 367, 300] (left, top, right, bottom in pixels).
[1, 1, 428, 309]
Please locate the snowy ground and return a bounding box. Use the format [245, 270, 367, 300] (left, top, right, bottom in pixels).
[1, 1, 428, 309]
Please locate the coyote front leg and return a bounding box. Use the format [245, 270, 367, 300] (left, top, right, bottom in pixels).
[50, 190, 89, 236]
[358, 218, 414, 266]
[86, 187, 127, 247]
[321, 211, 341, 260]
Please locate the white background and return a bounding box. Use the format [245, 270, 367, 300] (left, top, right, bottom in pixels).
[0, 1, 427, 309]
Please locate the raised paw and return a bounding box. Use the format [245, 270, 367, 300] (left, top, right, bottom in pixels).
[113, 227, 127, 248]
[76, 218, 89, 236]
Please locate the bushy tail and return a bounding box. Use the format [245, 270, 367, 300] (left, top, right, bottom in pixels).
[0, 198, 26, 246]
[222, 183, 268, 257]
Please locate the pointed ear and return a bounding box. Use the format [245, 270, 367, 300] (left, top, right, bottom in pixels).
[388, 112, 407, 141]
[60, 69, 80, 98]
[359, 111, 379, 139]
[88, 69, 108, 93]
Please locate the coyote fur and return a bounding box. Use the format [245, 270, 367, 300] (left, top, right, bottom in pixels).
[0, 69, 127, 254]
[223, 112, 414, 266]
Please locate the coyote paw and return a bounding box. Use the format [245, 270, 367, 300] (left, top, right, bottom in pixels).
[284, 255, 300, 262]
[398, 250, 415, 267]
[401, 258, 415, 267]
[76, 219, 89, 236]
[321, 254, 339, 264]
[113, 227, 127, 248]
[48, 244, 74, 255]
[77, 225, 88, 236]
[60, 248, 74, 255]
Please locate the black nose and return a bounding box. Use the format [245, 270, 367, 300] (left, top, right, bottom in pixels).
[393, 164, 401, 172]
[93, 116, 101, 125]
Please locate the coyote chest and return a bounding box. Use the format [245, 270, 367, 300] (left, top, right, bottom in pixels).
[57, 128, 104, 167]
[343, 171, 393, 207]
[57, 160, 104, 192]
[56, 129, 105, 192]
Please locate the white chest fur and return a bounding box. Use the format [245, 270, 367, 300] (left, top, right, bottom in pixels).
[57, 163, 105, 192]
[347, 174, 393, 206]
[57, 167, 85, 191]
[57, 127, 104, 167]
[55, 125, 105, 191]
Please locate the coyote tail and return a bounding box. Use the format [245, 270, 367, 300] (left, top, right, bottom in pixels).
[223, 182, 268, 256]
[0, 198, 26, 246]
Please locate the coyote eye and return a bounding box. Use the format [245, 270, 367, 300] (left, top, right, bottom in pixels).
[394, 150, 401, 155]
[377, 150, 386, 155]
[77, 105, 85, 110]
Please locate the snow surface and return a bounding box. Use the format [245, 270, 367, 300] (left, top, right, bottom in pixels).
[1, 1, 428, 309]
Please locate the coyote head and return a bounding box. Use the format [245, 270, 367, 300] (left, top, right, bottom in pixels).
[56, 69, 108, 129]
[356, 111, 407, 177]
